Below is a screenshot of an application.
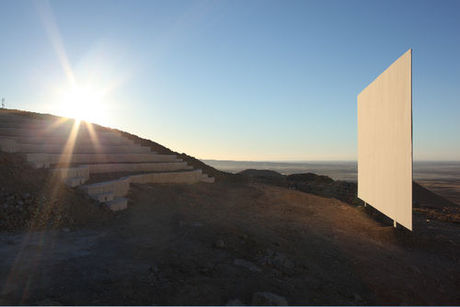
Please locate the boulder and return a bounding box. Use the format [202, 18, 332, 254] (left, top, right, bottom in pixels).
[252, 292, 288, 306]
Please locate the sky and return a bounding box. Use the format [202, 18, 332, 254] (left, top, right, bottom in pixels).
[0, 0, 459, 161]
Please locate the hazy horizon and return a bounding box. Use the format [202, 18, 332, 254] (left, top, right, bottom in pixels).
[1, 0, 459, 161]
[203, 159, 460, 163]
[203, 160, 460, 192]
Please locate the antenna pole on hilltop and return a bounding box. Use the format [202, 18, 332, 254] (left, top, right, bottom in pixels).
[1, 98, 4, 109]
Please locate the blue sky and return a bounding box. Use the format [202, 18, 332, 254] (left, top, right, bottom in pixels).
[0, 0, 459, 161]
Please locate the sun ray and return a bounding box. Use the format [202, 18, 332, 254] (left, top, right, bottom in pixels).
[85, 121, 103, 153]
[3, 2, 108, 301]
[44, 117, 71, 131]
[2, 121, 81, 300]
[36, 0, 76, 88]
[57, 119, 81, 169]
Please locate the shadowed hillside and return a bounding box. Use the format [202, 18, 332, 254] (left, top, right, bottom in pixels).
[0, 109, 228, 180]
[0, 109, 459, 305]
[238, 169, 460, 224]
[0, 108, 229, 231]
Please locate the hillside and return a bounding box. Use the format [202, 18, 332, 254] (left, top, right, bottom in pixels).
[0, 109, 227, 179]
[0, 109, 459, 305]
[238, 169, 459, 222]
[0, 108, 231, 231]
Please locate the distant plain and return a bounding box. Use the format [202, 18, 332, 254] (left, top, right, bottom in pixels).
[203, 160, 460, 205]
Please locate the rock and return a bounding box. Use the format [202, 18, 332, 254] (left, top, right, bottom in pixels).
[259, 250, 295, 271]
[149, 264, 159, 273]
[259, 256, 272, 266]
[233, 259, 262, 272]
[353, 293, 363, 302]
[215, 239, 225, 248]
[226, 298, 244, 305]
[252, 292, 288, 306]
[272, 253, 295, 270]
[37, 298, 62, 306]
[62, 227, 70, 232]
[409, 264, 421, 274]
[266, 249, 275, 257]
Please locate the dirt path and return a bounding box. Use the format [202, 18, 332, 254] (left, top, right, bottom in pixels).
[0, 182, 459, 305]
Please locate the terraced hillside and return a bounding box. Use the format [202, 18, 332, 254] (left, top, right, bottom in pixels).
[0, 110, 214, 211]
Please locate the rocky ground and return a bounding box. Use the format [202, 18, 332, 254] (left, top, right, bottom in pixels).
[0, 163, 459, 304]
[240, 169, 460, 224]
[0, 110, 459, 305]
[0, 152, 114, 232]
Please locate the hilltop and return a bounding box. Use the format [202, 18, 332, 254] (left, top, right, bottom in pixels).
[0, 108, 226, 232]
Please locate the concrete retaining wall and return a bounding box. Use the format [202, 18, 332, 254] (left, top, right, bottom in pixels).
[0, 127, 119, 138]
[87, 162, 191, 173]
[0, 138, 17, 152]
[106, 198, 128, 211]
[80, 177, 131, 197]
[128, 169, 203, 184]
[80, 169, 203, 199]
[15, 143, 151, 154]
[65, 177, 88, 187]
[26, 153, 178, 166]
[0, 121, 75, 129]
[201, 174, 215, 183]
[3, 136, 134, 145]
[50, 166, 90, 180]
[0, 118, 112, 134]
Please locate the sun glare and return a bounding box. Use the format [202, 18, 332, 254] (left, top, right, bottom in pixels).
[57, 85, 107, 124]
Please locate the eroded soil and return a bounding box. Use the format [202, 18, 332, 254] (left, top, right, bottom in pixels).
[1, 182, 459, 305]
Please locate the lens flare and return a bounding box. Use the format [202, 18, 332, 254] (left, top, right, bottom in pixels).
[56, 85, 107, 123]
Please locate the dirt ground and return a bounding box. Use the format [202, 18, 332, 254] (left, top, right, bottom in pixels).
[0, 152, 114, 232]
[0, 181, 459, 305]
[417, 179, 460, 205]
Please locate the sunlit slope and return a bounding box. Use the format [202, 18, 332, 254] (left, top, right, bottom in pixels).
[0, 109, 222, 211]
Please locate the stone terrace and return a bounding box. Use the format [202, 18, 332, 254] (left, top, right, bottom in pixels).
[0, 111, 214, 211]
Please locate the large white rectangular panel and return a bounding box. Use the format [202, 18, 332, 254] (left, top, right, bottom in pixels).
[358, 49, 413, 230]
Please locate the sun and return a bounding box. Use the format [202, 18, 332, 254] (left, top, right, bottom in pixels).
[57, 84, 107, 124]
